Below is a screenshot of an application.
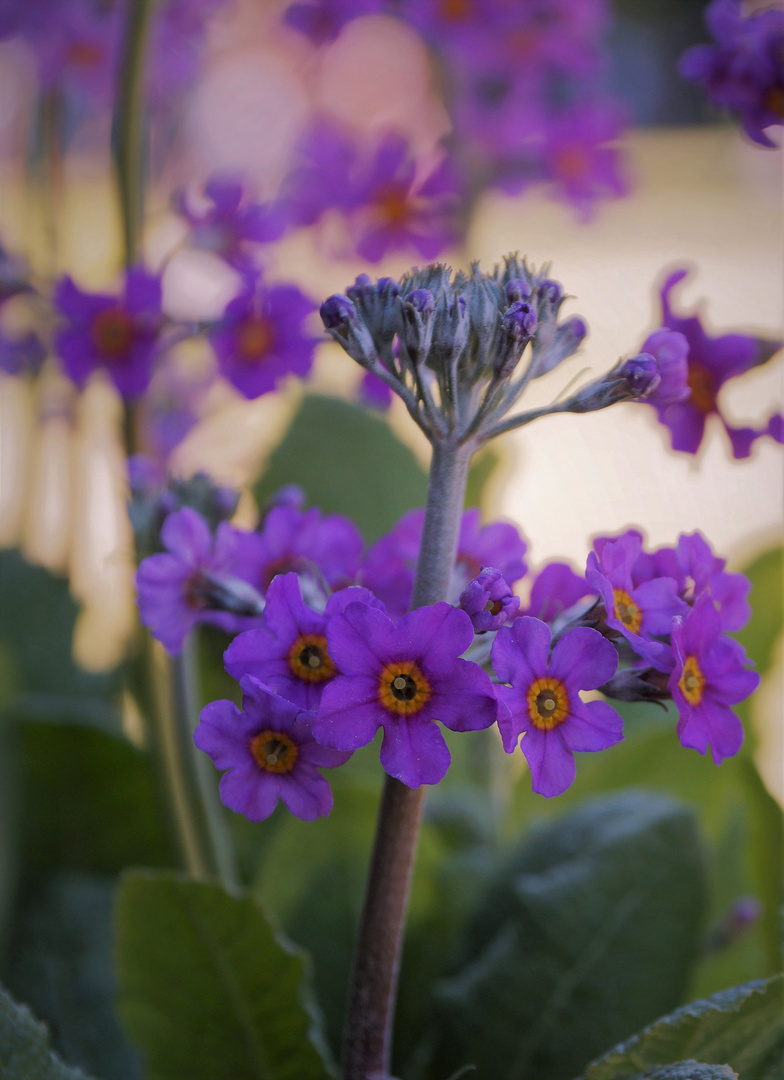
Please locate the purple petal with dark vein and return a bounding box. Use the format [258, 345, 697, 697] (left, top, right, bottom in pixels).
[379, 716, 451, 787]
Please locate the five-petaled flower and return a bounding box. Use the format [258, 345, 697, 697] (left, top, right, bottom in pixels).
[313, 601, 498, 787]
[195, 677, 351, 821]
[491, 617, 623, 797]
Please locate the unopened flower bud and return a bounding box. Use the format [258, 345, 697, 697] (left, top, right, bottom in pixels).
[493, 301, 538, 378]
[505, 278, 532, 304]
[459, 566, 520, 632]
[621, 353, 661, 398]
[320, 293, 355, 331]
[599, 665, 671, 704]
[398, 288, 436, 363]
[531, 314, 588, 378]
[320, 291, 377, 367]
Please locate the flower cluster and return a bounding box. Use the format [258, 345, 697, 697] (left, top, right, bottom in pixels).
[680, 0, 784, 148]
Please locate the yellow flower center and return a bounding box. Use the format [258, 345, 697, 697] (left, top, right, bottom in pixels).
[687, 362, 715, 414]
[249, 729, 299, 774]
[485, 598, 503, 616]
[678, 655, 705, 706]
[287, 633, 336, 684]
[613, 588, 642, 634]
[378, 660, 432, 716]
[526, 675, 570, 731]
[91, 307, 135, 359]
[236, 316, 274, 362]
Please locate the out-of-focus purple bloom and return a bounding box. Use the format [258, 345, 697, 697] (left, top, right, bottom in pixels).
[314, 601, 498, 787]
[176, 174, 286, 271]
[652, 268, 783, 457]
[361, 506, 528, 619]
[281, 124, 359, 227]
[492, 617, 623, 797]
[536, 102, 628, 217]
[459, 566, 520, 632]
[669, 593, 759, 764]
[680, 0, 784, 148]
[283, 0, 383, 44]
[53, 267, 164, 397]
[209, 275, 317, 399]
[29, 0, 120, 102]
[359, 368, 394, 411]
[586, 531, 689, 666]
[524, 561, 594, 622]
[149, 0, 231, 101]
[635, 327, 691, 405]
[195, 677, 349, 822]
[0, 331, 47, 377]
[675, 532, 751, 632]
[224, 573, 383, 710]
[0, 245, 34, 306]
[136, 506, 265, 654]
[234, 504, 364, 599]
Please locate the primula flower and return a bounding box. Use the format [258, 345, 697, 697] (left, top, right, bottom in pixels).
[313, 602, 498, 787]
[54, 267, 164, 397]
[651, 268, 782, 457]
[586, 532, 689, 666]
[224, 573, 383, 710]
[491, 617, 623, 797]
[679, 0, 784, 148]
[176, 174, 286, 271]
[195, 677, 350, 822]
[136, 507, 264, 654]
[524, 561, 594, 623]
[234, 503, 364, 598]
[458, 567, 520, 632]
[674, 531, 751, 632]
[536, 102, 627, 217]
[209, 275, 317, 399]
[669, 594, 759, 764]
[362, 507, 527, 619]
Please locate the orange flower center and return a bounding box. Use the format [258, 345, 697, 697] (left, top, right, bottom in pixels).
[526, 675, 569, 731]
[68, 41, 103, 68]
[91, 307, 135, 359]
[438, 0, 473, 21]
[236, 316, 274, 362]
[287, 633, 336, 684]
[678, 655, 705, 706]
[250, 729, 299, 774]
[767, 87, 784, 118]
[376, 187, 411, 227]
[613, 588, 642, 634]
[553, 145, 590, 183]
[687, 362, 715, 414]
[378, 660, 432, 716]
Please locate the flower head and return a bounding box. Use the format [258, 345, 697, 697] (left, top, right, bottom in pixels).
[669, 594, 759, 764]
[209, 275, 316, 399]
[313, 601, 498, 787]
[53, 267, 164, 397]
[176, 174, 286, 271]
[459, 566, 520, 632]
[195, 677, 350, 822]
[491, 617, 623, 797]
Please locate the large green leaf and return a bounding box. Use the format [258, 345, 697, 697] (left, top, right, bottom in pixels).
[580, 976, 783, 1080]
[253, 394, 428, 542]
[6, 874, 140, 1080]
[116, 871, 334, 1080]
[0, 982, 92, 1080]
[429, 791, 707, 1080]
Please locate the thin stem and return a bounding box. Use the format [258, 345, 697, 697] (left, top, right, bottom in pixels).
[114, 0, 154, 267]
[341, 440, 473, 1080]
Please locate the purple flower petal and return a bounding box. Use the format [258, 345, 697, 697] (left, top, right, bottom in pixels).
[313, 676, 383, 749]
[520, 727, 576, 798]
[278, 766, 333, 820]
[491, 617, 551, 686]
[549, 626, 618, 691]
[563, 698, 624, 753]
[379, 716, 451, 788]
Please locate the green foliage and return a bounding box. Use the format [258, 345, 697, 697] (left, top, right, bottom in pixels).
[253, 394, 428, 542]
[464, 447, 502, 511]
[627, 1066, 737, 1080]
[735, 547, 783, 683]
[580, 976, 783, 1080]
[427, 791, 708, 1080]
[6, 874, 139, 1080]
[0, 981, 92, 1080]
[116, 870, 335, 1080]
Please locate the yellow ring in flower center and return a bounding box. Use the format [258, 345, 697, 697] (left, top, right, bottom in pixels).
[250, 729, 299, 774]
[526, 675, 570, 731]
[287, 633, 336, 684]
[613, 587, 643, 634]
[678, 654, 705, 706]
[378, 660, 432, 716]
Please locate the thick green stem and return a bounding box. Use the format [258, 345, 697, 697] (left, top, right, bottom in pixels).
[114, 0, 154, 267]
[341, 440, 473, 1080]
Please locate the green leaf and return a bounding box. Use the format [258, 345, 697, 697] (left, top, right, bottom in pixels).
[253, 394, 428, 542]
[629, 1066, 737, 1080]
[580, 976, 783, 1080]
[116, 870, 334, 1080]
[735, 547, 783, 680]
[464, 447, 502, 512]
[0, 981, 92, 1080]
[429, 791, 708, 1080]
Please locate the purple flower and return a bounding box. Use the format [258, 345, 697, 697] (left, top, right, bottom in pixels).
[652, 268, 783, 458]
[28, 0, 120, 102]
[0, 331, 47, 377]
[233, 504, 364, 598]
[358, 368, 394, 411]
[149, 0, 231, 102]
[459, 567, 520, 632]
[136, 507, 264, 654]
[491, 617, 623, 798]
[635, 327, 690, 404]
[669, 594, 759, 764]
[283, 0, 382, 44]
[586, 532, 689, 665]
[281, 123, 360, 227]
[524, 561, 594, 622]
[679, 0, 784, 148]
[536, 101, 628, 217]
[224, 573, 383, 710]
[314, 602, 498, 787]
[209, 275, 317, 399]
[195, 677, 350, 822]
[361, 507, 528, 619]
[176, 174, 287, 271]
[53, 267, 163, 398]
[675, 532, 751, 632]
